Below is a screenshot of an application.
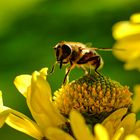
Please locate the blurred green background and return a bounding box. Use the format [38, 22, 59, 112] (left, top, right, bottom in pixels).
[0, 0, 140, 139]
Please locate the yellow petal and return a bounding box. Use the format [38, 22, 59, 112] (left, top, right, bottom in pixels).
[94, 124, 109, 140]
[45, 127, 74, 140]
[102, 108, 127, 138]
[135, 120, 140, 129]
[0, 109, 10, 127]
[14, 75, 31, 97]
[0, 108, 43, 139]
[132, 85, 140, 112]
[133, 120, 140, 137]
[14, 67, 48, 97]
[112, 21, 140, 40]
[112, 127, 124, 140]
[130, 13, 140, 24]
[70, 110, 94, 140]
[124, 57, 140, 71]
[27, 70, 65, 132]
[113, 34, 140, 62]
[102, 121, 114, 138]
[39, 67, 48, 80]
[102, 108, 127, 127]
[0, 91, 11, 113]
[134, 128, 140, 138]
[124, 134, 140, 140]
[0, 91, 3, 105]
[117, 113, 136, 136]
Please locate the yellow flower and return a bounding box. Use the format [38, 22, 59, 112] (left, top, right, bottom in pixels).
[132, 85, 140, 113]
[0, 68, 66, 140]
[112, 13, 140, 71]
[0, 67, 140, 140]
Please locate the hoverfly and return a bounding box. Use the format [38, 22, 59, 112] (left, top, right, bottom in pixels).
[50, 41, 112, 84]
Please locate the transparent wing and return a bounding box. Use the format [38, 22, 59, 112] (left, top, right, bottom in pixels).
[90, 48, 125, 51]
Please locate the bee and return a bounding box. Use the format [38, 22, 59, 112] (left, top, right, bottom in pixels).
[51, 41, 112, 84]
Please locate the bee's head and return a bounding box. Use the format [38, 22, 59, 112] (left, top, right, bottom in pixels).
[54, 42, 72, 68]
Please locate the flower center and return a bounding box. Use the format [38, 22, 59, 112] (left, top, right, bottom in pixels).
[53, 74, 132, 122]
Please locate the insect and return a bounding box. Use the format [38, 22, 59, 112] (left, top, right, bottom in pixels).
[50, 41, 112, 84]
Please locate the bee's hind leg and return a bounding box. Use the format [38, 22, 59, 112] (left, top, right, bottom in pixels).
[81, 66, 97, 82]
[87, 67, 103, 82]
[81, 66, 88, 75]
[95, 68, 103, 77]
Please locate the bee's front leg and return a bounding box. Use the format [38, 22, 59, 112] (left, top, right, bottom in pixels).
[63, 64, 75, 85]
[64, 67, 70, 84]
[49, 61, 57, 74]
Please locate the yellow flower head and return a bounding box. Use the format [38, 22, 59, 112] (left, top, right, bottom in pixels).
[112, 13, 140, 71]
[53, 73, 132, 124]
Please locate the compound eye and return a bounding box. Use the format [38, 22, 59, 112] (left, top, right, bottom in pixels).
[54, 45, 61, 58]
[61, 44, 72, 59]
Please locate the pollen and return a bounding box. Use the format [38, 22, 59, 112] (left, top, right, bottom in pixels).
[53, 74, 132, 120]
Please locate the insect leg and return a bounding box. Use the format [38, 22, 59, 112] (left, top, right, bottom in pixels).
[60, 59, 63, 69]
[87, 55, 103, 77]
[63, 64, 75, 85]
[49, 61, 57, 74]
[64, 67, 70, 84]
[80, 65, 88, 75]
[95, 68, 102, 76]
